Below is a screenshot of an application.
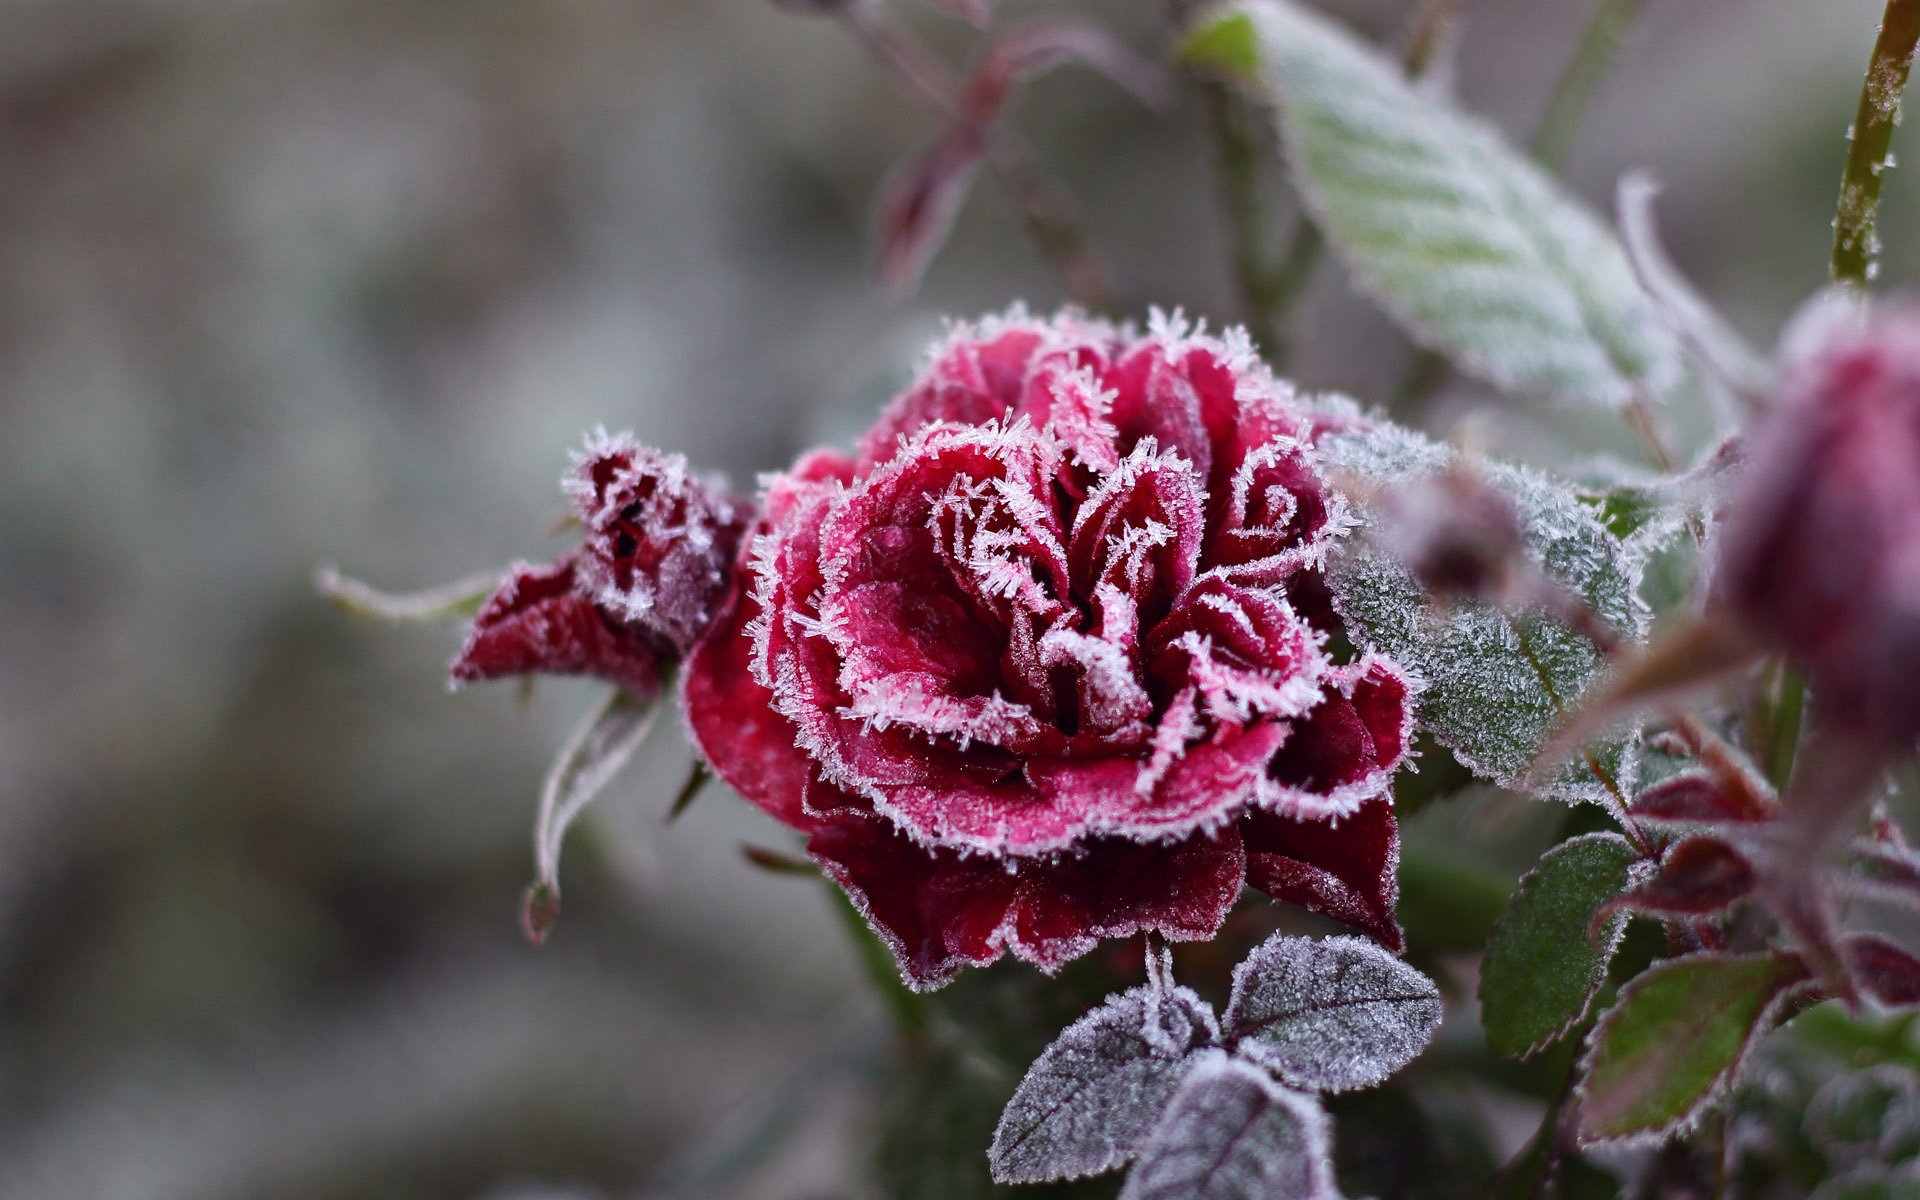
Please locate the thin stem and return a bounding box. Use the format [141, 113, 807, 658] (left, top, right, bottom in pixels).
[827, 884, 929, 1044]
[1832, 0, 1920, 287]
[840, 2, 1114, 308]
[1532, 0, 1648, 170]
[1196, 77, 1290, 358]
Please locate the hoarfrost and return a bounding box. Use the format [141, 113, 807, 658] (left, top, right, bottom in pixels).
[1117, 1050, 1342, 1200]
[989, 978, 1219, 1183]
[1316, 422, 1648, 808]
[1223, 933, 1441, 1093]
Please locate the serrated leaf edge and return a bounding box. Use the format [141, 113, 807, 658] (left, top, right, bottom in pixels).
[1571, 952, 1814, 1148]
[1480, 830, 1651, 1061]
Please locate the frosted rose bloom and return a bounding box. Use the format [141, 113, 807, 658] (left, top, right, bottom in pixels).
[452, 431, 746, 697]
[1717, 307, 1920, 746]
[684, 311, 1414, 989]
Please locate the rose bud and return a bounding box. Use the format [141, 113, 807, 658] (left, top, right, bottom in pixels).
[451, 433, 746, 697]
[681, 309, 1415, 989]
[1715, 306, 1920, 747]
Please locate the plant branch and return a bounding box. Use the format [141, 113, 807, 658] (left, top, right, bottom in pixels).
[1832, 0, 1920, 287]
[841, 1, 1115, 308]
[1532, 0, 1647, 170]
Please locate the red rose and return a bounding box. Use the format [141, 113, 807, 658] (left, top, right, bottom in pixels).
[1716, 307, 1920, 746]
[684, 311, 1413, 989]
[452, 431, 746, 696]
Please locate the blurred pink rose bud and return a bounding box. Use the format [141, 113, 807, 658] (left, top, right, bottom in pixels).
[1377, 465, 1529, 608]
[1715, 306, 1920, 746]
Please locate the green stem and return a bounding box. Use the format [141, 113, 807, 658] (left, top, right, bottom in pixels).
[1196, 78, 1292, 359]
[1532, 0, 1648, 170]
[1832, 0, 1920, 287]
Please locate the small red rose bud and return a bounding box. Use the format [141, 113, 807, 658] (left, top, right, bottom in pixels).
[1715, 306, 1920, 746]
[566, 430, 747, 655]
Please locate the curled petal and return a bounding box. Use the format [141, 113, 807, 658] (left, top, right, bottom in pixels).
[1257, 656, 1415, 820]
[450, 556, 665, 698]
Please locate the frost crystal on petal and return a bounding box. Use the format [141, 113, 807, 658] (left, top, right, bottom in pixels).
[450, 556, 666, 698]
[1118, 1050, 1342, 1200]
[567, 429, 747, 653]
[1223, 933, 1442, 1093]
[990, 981, 1219, 1184]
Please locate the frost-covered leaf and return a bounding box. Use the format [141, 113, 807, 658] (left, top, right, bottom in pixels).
[990, 971, 1221, 1183]
[1574, 951, 1809, 1145]
[1223, 933, 1441, 1093]
[523, 687, 659, 944]
[314, 564, 498, 623]
[1480, 832, 1645, 1059]
[1184, 1, 1685, 409]
[1316, 423, 1648, 806]
[1118, 1050, 1341, 1200]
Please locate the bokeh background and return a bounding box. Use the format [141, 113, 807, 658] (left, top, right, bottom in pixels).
[0, 0, 1907, 1196]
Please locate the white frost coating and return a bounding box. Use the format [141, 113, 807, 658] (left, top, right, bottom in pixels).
[532, 688, 659, 895]
[1117, 1050, 1342, 1200]
[1223, 933, 1441, 1093]
[1219, 0, 1687, 410]
[1315, 422, 1649, 808]
[989, 982, 1221, 1184]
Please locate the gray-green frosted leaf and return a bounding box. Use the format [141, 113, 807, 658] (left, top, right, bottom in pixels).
[990, 981, 1220, 1184]
[1224, 933, 1441, 1093]
[1574, 951, 1808, 1145]
[1119, 1051, 1342, 1200]
[1185, 0, 1685, 409]
[1479, 832, 1645, 1059]
[1316, 423, 1648, 806]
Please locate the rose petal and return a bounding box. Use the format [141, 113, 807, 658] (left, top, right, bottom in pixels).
[450, 555, 665, 698]
[809, 815, 1246, 989]
[1242, 795, 1403, 952]
[1258, 656, 1414, 820]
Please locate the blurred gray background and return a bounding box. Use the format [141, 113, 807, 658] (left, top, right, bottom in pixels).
[0, 0, 1905, 1196]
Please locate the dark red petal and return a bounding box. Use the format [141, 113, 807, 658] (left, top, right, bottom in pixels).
[809, 816, 1246, 989]
[567, 432, 747, 653]
[1260, 657, 1413, 818]
[1006, 830, 1247, 971]
[1242, 796, 1403, 953]
[450, 555, 664, 698]
[855, 327, 1047, 467]
[680, 573, 819, 833]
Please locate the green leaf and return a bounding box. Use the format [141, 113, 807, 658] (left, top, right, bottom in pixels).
[1479, 832, 1645, 1059]
[1186, 0, 1686, 409]
[1316, 423, 1648, 806]
[1574, 951, 1809, 1145]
